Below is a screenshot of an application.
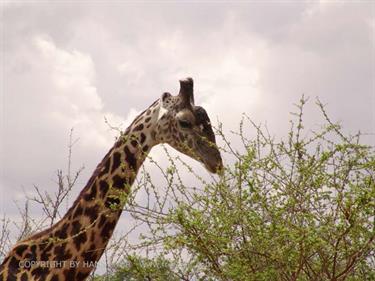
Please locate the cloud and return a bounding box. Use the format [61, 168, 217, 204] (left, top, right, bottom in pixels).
[0, 33, 129, 217]
[34, 36, 102, 110]
[255, 2, 374, 139]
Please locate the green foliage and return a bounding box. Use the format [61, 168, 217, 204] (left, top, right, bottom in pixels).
[120, 98, 374, 281]
[94, 255, 179, 281]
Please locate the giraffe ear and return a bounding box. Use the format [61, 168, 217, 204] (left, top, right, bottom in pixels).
[178, 77, 195, 106]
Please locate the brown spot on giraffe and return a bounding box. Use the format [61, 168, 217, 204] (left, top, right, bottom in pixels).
[130, 139, 138, 147]
[83, 205, 99, 223]
[124, 146, 137, 171]
[98, 157, 111, 178]
[133, 123, 144, 131]
[111, 152, 122, 173]
[21, 272, 29, 281]
[99, 180, 109, 196]
[112, 174, 128, 190]
[83, 183, 97, 201]
[63, 268, 76, 280]
[140, 132, 146, 144]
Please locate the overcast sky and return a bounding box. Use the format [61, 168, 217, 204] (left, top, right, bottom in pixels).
[1, 0, 374, 261]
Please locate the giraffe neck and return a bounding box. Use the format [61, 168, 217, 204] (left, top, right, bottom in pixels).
[0, 99, 162, 280]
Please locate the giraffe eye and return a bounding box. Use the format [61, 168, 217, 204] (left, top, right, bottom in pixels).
[178, 120, 192, 129]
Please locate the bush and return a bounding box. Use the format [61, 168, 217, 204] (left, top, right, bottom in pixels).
[94, 255, 179, 281]
[119, 98, 374, 281]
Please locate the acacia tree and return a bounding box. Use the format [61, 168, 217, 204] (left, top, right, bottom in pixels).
[112, 98, 374, 281]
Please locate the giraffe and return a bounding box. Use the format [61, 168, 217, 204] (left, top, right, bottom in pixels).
[0, 78, 223, 281]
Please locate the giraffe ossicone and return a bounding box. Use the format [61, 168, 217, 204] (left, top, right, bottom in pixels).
[0, 77, 223, 281]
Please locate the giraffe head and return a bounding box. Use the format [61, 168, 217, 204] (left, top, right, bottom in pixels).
[155, 78, 223, 174]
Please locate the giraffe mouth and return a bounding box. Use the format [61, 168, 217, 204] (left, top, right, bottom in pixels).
[203, 157, 223, 174]
[196, 143, 223, 174]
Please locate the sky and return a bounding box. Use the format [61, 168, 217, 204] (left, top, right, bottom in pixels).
[1, 0, 374, 266]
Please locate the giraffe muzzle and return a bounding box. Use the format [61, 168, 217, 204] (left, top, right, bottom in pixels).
[203, 153, 223, 174]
